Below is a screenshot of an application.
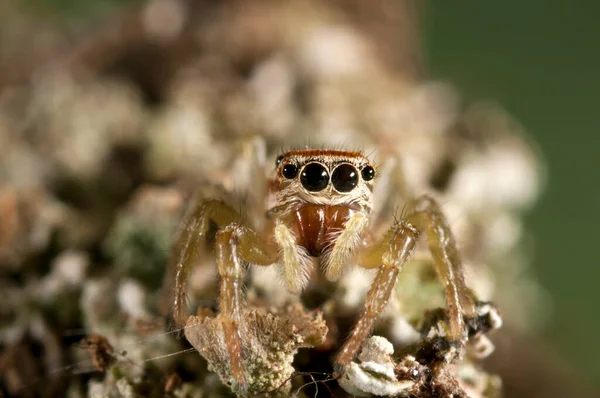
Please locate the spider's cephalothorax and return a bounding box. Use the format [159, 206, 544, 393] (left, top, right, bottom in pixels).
[168, 148, 476, 395]
[266, 150, 376, 288]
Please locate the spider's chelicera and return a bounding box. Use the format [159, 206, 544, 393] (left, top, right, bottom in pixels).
[168, 149, 476, 392]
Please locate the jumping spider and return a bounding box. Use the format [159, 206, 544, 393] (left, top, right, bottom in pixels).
[169, 149, 476, 393]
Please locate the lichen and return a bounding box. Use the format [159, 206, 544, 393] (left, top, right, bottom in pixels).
[339, 303, 503, 398]
[184, 304, 327, 396]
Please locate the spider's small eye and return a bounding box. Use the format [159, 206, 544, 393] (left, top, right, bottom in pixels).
[332, 164, 358, 193]
[361, 165, 375, 181]
[275, 155, 284, 167]
[301, 163, 329, 192]
[282, 163, 298, 179]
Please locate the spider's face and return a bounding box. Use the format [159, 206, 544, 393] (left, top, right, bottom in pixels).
[269, 150, 376, 211]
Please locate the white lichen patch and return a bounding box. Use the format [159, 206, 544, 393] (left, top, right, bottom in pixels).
[338, 336, 415, 397]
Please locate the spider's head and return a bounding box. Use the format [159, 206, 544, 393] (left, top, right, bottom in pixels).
[269, 149, 376, 211]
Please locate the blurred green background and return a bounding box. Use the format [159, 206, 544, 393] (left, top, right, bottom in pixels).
[424, 1, 600, 388]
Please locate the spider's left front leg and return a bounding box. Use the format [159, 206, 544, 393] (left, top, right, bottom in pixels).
[333, 219, 419, 374]
[334, 195, 476, 374]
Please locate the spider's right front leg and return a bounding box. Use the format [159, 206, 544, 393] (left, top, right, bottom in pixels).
[169, 196, 280, 393]
[214, 223, 279, 393]
[169, 197, 243, 327]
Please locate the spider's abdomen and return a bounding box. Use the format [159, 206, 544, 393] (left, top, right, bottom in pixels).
[292, 204, 357, 257]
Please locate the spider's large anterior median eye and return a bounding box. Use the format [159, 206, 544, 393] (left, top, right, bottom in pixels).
[361, 165, 375, 181]
[332, 164, 358, 192]
[301, 163, 329, 191]
[282, 163, 298, 179]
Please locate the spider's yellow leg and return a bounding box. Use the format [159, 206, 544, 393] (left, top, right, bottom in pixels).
[167, 191, 279, 393]
[334, 221, 418, 374]
[215, 224, 278, 394]
[334, 195, 475, 375]
[404, 195, 475, 342]
[167, 198, 242, 327]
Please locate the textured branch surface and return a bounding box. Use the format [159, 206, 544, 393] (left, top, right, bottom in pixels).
[184, 304, 328, 396]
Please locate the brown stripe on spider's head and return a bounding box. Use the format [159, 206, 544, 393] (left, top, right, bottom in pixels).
[282, 149, 367, 159]
[275, 149, 374, 173]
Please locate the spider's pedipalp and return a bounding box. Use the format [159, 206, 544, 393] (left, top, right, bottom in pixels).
[321, 211, 370, 281]
[274, 221, 312, 293]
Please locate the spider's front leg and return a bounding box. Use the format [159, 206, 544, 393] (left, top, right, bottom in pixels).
[168, 196, 242, 327]
[167, 197, 278, 393]
[214, 223, 279, 392]
[333, 218, 418, 374]
[334, 195, 475, 374]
